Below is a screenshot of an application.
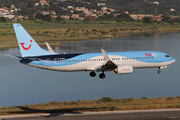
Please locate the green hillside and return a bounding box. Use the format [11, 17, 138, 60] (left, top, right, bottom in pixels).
[0, 0, 180, 15]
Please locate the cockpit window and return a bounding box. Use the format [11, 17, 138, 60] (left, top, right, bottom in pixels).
[165, 55, 169, 58]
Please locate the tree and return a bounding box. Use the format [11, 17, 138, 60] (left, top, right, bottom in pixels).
[27, 0, 35, 8]
[161, 13, 171, 22]
[28, 15, 34, 20]
[143, 17, 152, 23]
[174, 18, 180, 23]
[98, 13, 114, 21]
[116, 13, 134, 22]
[43, 14, 51, 21]
[56, 16, 64, 21]
[35, 13, 43, 19]
[0, 17, 7, 22]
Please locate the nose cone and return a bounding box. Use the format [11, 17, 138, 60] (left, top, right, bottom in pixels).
[170, 57, 176, 64]
[172, 59, 176, 63]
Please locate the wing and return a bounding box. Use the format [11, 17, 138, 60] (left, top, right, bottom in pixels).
[96, 49, 117, 72]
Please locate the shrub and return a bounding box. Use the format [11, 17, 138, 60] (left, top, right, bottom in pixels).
[142, 97, 147, 99]
[113, 28, 118, 32]
[122, 98, 134, 102]
[100, 97, 113, 102]
[92, 29, 97, 32]
[113, 33, 116, 35]
[36, 31, 40, 34]
[176, 96, 180, 100]
[43, 31, 49, 34]
[49, 101, 58, 105]
[120, 28, 125, 31]
[166, 97, 175, 101]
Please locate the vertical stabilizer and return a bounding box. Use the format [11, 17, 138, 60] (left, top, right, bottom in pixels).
[13, 23, 57, 57]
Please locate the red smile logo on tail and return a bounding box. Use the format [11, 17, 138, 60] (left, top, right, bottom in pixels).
[20, 40, 33, 50]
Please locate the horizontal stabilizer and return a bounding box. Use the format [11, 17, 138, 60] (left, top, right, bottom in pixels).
[4, 54, 21, 59]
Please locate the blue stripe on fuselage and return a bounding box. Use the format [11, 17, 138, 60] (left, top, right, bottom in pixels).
[21, 51, 174, 67]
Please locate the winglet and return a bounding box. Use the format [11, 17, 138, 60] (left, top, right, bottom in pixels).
[45, 42, 55, 53]
[101, 49, 110, 61]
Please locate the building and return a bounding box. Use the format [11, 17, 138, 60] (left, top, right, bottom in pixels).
[153, 2, 159, 5]
[14, 15, 24, 21]
[40, 0, 49, 6]
[60, 15, 70, 19]
[85, 15, 96, 21]
[1, 14, 15, 19]
[51, 15, 57, 19]
[154, 16, 162, 21]
[34, 3, 39, 6]
[109, 8, 115, 12]
[97, 3, 106, 6]
[170, 8, 176, 12]
[71, 14, 79, 19]
[125, 11, 129, 14]
[68, 6, 73, 9]
[85, 13, 97, 18]
[101, 7, 108, 10]
[41, 11, 49, 15]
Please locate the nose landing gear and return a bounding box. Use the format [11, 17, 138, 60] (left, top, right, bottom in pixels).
[158, 67, 162, 74]
[158, 70, 162, 74]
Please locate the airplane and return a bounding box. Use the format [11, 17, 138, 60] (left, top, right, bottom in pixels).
[9, 23, 175, 79]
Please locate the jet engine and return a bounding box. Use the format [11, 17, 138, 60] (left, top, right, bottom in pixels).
[114, 65, 133, 74]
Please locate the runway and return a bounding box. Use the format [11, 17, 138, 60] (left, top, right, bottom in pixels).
[1, 109, 180, 120]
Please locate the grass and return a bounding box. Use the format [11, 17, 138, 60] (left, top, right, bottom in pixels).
[1, 20, 180, 49]
[0, 96, 180, 115]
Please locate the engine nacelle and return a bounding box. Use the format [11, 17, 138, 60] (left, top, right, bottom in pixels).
[114, 65, 133, 74]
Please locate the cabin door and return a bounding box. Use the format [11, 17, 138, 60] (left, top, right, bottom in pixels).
[46, 58, 51, 66]
[158, 54, 162, 62]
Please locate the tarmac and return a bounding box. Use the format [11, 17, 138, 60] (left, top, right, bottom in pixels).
[1, 108, 180, 120]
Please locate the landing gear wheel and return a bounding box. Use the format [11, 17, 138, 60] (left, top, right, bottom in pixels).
[158, 70, 162, 74]
[90, 71, 96, 77]
[99, 73, 106, 79]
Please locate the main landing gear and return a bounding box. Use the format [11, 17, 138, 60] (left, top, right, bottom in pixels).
[99, 72, 106, 79]
[90, 71, 106, 79]
[90, 71, 96, 77]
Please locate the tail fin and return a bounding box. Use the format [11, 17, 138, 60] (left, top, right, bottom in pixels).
[13, 23, 57, 57]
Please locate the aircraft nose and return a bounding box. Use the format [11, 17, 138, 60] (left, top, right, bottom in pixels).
[170, 57, 176, 63]
[172, 59, 176, 63]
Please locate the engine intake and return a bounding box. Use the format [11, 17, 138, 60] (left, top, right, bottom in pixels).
[114, 65, 133, 74]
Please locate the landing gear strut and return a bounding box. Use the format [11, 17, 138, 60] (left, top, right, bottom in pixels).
[158, 67, 162, 74]
[90, 71, 96, 77]
[99, 72, 106, 79]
